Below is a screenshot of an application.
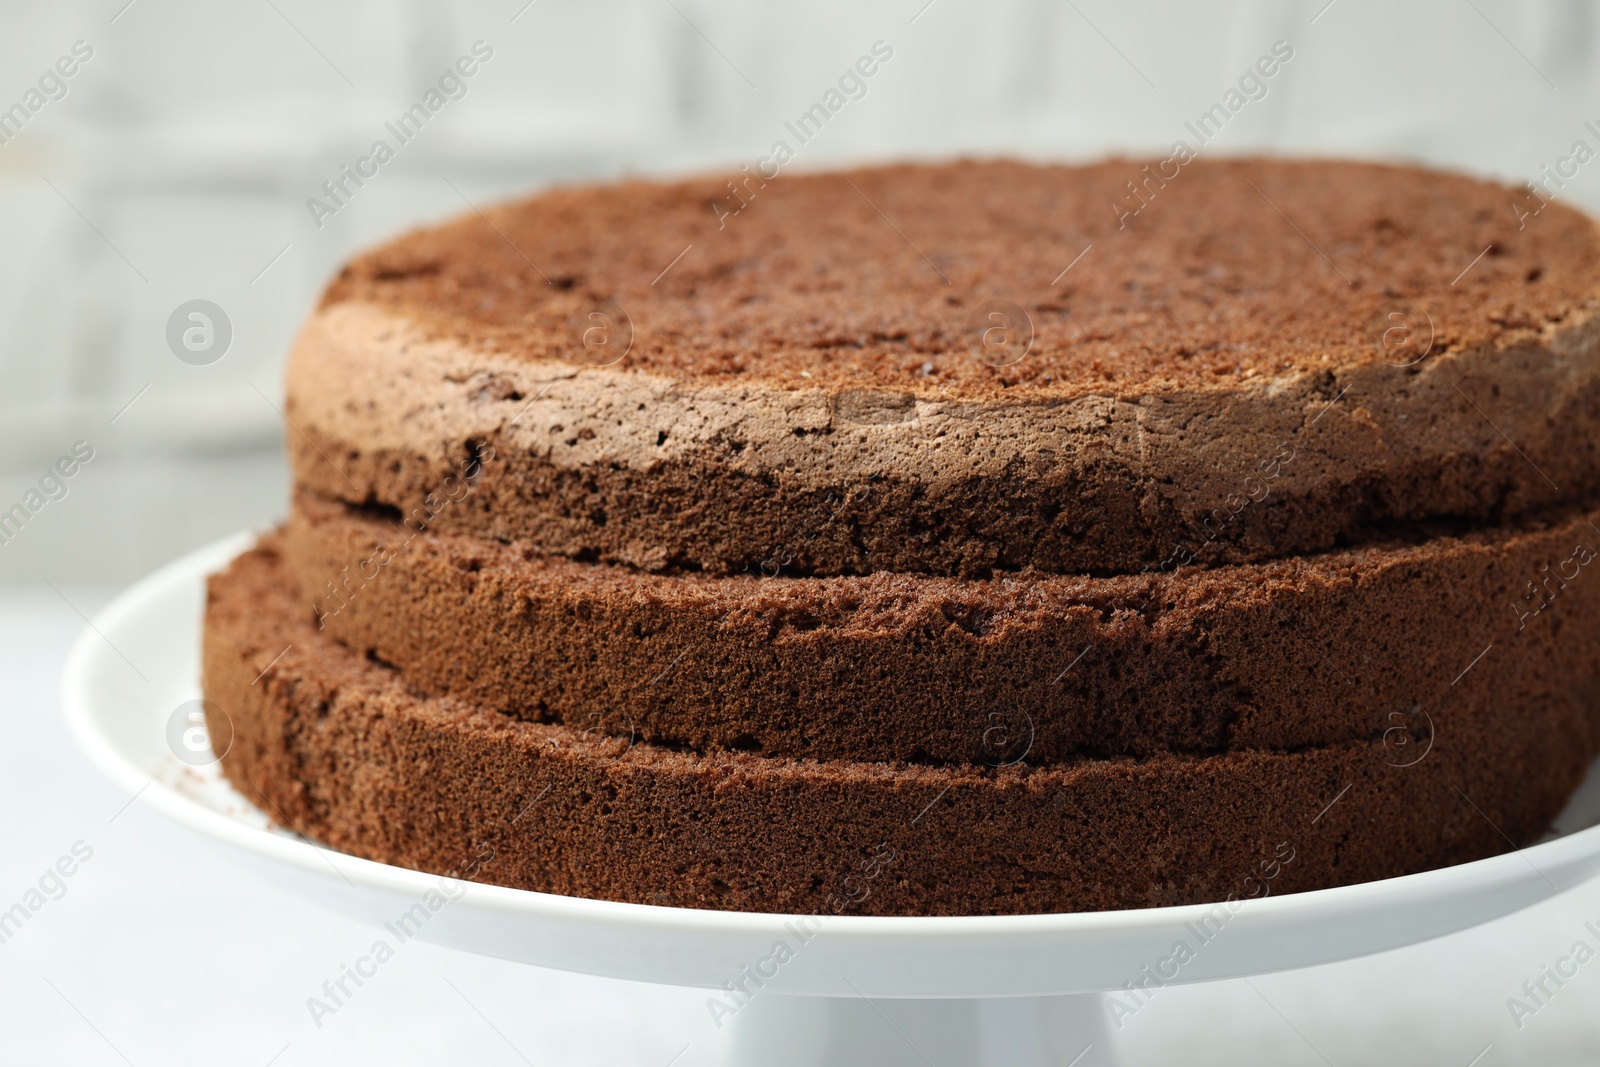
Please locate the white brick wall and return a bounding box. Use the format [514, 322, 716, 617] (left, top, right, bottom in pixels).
[2, 0, 1600, 580]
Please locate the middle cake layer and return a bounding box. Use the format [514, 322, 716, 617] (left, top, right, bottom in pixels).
[288, 488, 1600, 764]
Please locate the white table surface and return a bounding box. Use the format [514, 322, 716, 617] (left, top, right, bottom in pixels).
[4, 588, 1599, 1066]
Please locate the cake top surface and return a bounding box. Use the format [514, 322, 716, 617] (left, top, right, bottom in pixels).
[321, 158, 1600, 399]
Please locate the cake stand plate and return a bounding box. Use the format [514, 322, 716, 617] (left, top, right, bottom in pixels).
[64, 534, 1600, 1067]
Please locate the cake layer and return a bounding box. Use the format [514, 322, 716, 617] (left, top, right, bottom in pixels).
[288, 487, 1600, 764]
[206, 539, 1598, 916]
[288, 160, 1600, 578]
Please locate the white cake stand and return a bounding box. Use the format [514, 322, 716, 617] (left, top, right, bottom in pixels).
[64, 534, 1600, 1067]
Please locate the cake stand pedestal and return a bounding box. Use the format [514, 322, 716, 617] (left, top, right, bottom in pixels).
[63, 535, 1600, 1067]
[726, 992, 1110, 1067]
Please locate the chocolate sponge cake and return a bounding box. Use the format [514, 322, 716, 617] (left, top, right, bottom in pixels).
[287, 488, 1600, 765]
[205, 157, 1600, 917]
[286, 159, 1600, 578]
[206, 541, 1596, 916]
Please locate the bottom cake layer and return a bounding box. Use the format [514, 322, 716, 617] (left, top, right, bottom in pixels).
[203, 537, 1600, 916]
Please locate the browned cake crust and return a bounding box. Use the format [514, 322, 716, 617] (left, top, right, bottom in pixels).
[287, 487, 1600, 765]
[205, 540, 1598, 916]
[287, 159, 1600, 578]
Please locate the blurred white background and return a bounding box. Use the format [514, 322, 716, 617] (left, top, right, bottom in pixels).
[4, 1, 1600, 1064]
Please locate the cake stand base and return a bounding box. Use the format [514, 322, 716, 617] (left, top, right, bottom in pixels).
[725, 992, 1111, 1067]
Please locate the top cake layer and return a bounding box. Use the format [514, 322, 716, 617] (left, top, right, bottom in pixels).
[289, 159, 1600, 576]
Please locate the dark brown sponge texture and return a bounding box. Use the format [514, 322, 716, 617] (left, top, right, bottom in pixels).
[323, 159, 1600, 395]
[290, 159, 1600, 578]
[288, 488, 1600, 766]
[205, 539, 1599, 916]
